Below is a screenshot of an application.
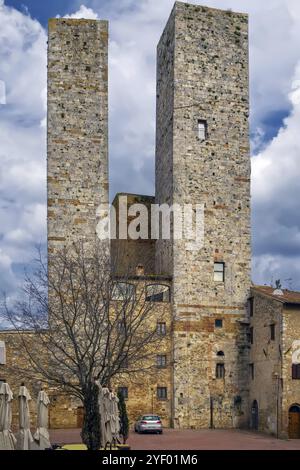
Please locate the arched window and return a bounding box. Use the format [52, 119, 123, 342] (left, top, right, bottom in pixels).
[146, 284, 170, 303]
[217, 351, 225, 357]
[289, 405, 300, 413]
[112, 282, 135, 301]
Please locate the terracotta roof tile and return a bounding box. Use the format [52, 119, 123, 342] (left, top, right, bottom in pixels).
[251, 285, 300, 305]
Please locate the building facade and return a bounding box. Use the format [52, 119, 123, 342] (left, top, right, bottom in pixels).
[249, 286, 300, 439]
[1, 2, 299, 438]
[47, 18, 109, 253]
[155, 2, 251, 428]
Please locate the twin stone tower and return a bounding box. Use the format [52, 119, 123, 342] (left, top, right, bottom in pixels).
[47, 2, 251, 428]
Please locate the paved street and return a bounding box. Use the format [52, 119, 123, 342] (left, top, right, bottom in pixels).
[49, 428, 300, 450]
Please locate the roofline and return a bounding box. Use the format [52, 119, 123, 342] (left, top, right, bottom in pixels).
[251, 286, 300, 306]
[112, 192, 155, 205]
[113, 274, 172, 282]
[175, 1, 248, 17]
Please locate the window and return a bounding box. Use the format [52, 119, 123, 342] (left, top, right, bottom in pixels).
[249, 327, 254, 345]
[146, 284, 170, 303]
[249, 363, 254, 380]
[292, 364, 300, 380]
[215, 319, 223, 329]
[198, 120, 207, 141]
[112, 282, 135, 301]
[157, 387, 167, 400]
[216, 363, 225, 379]
[0, 341, 6, 365]
[270, 324, 275, 341]
[120, 355, 129, 369]
[118, 387, 128, 399]
[117, 320, 126, 333]
[248, 297, 254, 317]
[217, 351, 225, 357]
[157, 322, 167, 336]
[157, 355, 167, 368]
[214, 262, 225, 282]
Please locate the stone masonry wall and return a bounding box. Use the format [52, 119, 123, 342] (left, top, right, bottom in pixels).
[111, 193, 155, 275]
[155, 9, 175, 276]
[47, 19, 109, 253]
[281, 304, 300, 438]
[156, 2, 251, 428]
[249, 291, 283, 436]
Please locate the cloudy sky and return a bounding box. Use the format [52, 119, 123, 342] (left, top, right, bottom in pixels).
[0, 0, 300, 299]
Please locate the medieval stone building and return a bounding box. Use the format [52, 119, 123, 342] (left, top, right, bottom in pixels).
[0, 2, 299, 438]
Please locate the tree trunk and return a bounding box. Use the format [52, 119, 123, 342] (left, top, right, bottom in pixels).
[81, 383, 101, 451]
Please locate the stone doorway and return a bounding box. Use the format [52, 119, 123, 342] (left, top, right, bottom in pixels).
[251, 400, 259, 430]
[288, 405, 300, 439]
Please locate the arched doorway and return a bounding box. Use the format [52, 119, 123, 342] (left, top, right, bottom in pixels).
[251, 400, 259, 430]
[288, 405, 300, 439]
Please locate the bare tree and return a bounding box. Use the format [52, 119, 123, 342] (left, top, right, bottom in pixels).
[1, 242, 163, 450]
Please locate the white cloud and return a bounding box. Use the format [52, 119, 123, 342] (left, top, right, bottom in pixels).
[62, 4, 99, 19]
[252, 61, 300, 288]
[0, 1, 47, 295]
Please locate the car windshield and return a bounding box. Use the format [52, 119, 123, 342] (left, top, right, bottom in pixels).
[142, 415, 160, 421]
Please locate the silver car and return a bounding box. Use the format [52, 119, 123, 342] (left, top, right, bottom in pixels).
[134, 414, 163, 434]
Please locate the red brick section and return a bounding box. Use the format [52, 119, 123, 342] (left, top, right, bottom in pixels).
[49, 429, 300, 450]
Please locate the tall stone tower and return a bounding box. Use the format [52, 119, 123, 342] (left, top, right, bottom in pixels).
[156, 2, 251, 428]
[47, 19, 109, 254]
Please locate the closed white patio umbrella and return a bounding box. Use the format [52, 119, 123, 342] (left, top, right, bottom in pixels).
[110, 392, 120, 443]
[33, 389, 51, 450]
[96, 381, 107, 449]
[0, 381, 16, 450]
[16, 384, 34, 450]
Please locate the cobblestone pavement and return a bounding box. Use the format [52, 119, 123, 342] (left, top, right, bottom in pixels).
[49, 428, 300, 450]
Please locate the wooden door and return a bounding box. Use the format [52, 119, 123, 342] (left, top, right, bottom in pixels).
[77, 406, 85, 428]
[251, 400, 259, 430]
[289, 406, 300, 439]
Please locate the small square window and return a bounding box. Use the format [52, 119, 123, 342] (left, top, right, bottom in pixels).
[216, 363, 225, 379]
[198, 120, 207, 141]
[249, 327, 254, 345]
[120, 355, 129, 369]
[157, 355, 167, 368]
[118, 386, 128, 399]
[292, 364, 300, 380]
[157, 387, 167, 400]
[270, 324, 275, 341]
[214, 262, 225, 282]
[157, 322, 167, 336]
[215, 319, 223, 328]
[248, 297, 254, 317]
